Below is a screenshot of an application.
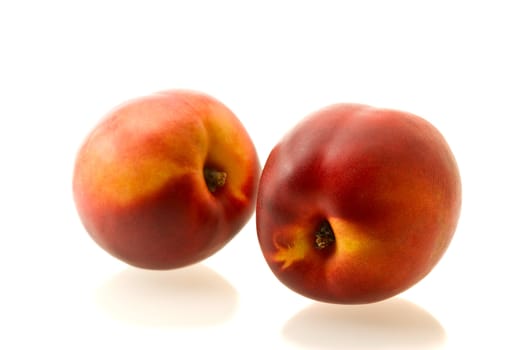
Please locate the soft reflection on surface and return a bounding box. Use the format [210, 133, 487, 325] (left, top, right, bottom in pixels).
[283, 298, 446, 350]
[95, 264, 238, 328]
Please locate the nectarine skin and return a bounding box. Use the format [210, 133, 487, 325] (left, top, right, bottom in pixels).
[73, 90, 260, 269]
[256, 104, 461, 304]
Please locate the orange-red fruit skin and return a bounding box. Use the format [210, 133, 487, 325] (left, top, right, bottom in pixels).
[73, 90, 260, 269]
[256, 104, 461, 304]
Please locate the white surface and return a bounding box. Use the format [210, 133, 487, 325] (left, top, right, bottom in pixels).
[1, 1, 522, 349]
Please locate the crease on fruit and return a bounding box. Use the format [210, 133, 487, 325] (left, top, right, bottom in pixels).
[203, 108, 253, 203]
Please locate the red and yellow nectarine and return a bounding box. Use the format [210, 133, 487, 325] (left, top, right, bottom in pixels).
[256, 104, 461, 304]
[73, 90, 260, 269]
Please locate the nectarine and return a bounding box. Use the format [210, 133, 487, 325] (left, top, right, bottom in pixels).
[256, 104, 461, 304]
[73, 90, 260, 269]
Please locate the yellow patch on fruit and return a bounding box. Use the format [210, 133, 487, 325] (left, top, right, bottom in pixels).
[95, 156, 187, 205]
[78, 133, 202, 206]
[273, 228, 310, 269]
[328, 218, 374, 255]
[75, 102, 211, 206]
[202, 104, 255, 203]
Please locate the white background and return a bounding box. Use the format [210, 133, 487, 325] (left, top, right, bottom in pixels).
[1, 1, 522, 349]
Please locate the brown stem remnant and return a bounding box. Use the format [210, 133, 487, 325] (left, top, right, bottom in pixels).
[204, 167, 227, 193]
[314, 220, 335, 249]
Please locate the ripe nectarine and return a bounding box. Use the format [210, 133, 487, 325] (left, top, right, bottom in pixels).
[256, 104, 461, 304]
[73, 90, 260, 269]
